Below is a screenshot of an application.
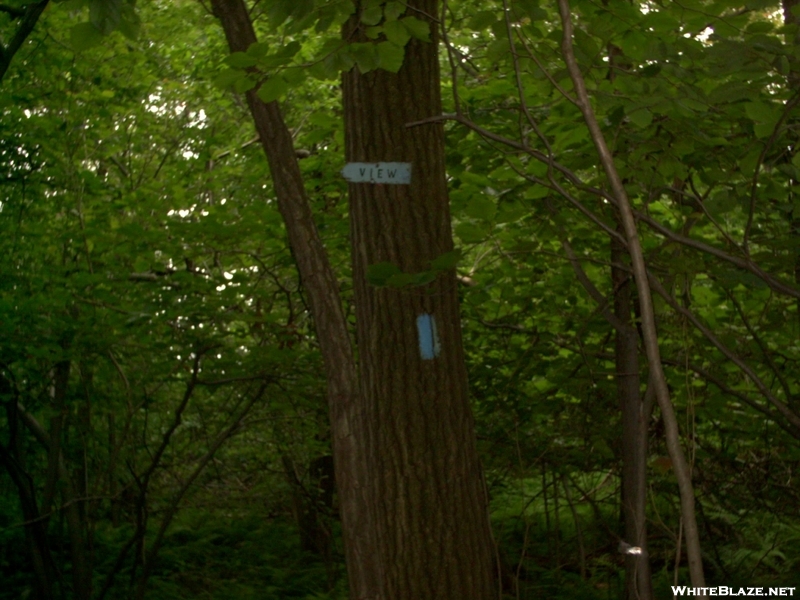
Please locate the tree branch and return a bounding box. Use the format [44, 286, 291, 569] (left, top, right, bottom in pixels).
[0, 0, 49, 84]
[647, 271, 800, 434]
[0, 3, 26, 18]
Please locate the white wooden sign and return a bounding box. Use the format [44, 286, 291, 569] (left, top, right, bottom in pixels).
[341, 162, 412, 185]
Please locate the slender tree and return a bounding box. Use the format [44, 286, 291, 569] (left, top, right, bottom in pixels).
[612, 234, 653, 600]
[208, 1, 377, 597]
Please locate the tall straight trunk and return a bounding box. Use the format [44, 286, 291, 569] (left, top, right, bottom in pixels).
[1, 374, 55, 599]
[605, 23, 653, 600]
[342, 2, 496, 597]
[39, 360, 93, 599]
[14, 399, 92, 600]
[0, 445, 55, 600]
[209, 1, 374, 596]
[612, 234, 653, 600]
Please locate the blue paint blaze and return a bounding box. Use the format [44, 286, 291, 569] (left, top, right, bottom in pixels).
[416, 313, 441, 360]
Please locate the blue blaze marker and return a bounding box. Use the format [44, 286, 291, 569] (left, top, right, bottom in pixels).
[416, 313, 441, 360]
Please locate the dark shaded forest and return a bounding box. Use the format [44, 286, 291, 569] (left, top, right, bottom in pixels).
[2, 0, 800, 598]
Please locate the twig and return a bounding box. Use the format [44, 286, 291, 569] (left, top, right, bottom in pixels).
[440, 0, 461, 114]
[0, 1, 49, 84]
[743, 91, 800, 252]
[648, 271, 800, 434]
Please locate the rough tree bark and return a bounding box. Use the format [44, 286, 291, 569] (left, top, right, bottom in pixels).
[341, 1, 497, 597]
[212, 1, 496, 596]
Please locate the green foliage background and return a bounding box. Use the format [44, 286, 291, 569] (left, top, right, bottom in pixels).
[2, 0, 800, 597]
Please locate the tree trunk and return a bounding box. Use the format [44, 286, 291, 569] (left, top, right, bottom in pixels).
[0, 0, 50, 84]
[341, 2, 497, 597]
[1, 373, 55, 599]
[38, 360, 93, 600]
[612, 234, 653, 600]
[209, 1, 374, 596]
[0, 445, 55, 600]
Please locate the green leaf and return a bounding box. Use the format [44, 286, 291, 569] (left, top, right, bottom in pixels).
[745, 101, 779, 123]
[628, 108, 653, 129]
[118, 3, 141, 39]
[282, 67, 307, 86]
[401, 16, 431, 41]
[258, 41, 302, 69]
[349, 43, 380, 73]
[376, 42, 405, 73]
[465, 196, 497, 222]
[455, 222, 488, 243]
[247, 42, 272, 59]
[679, 98, 708, 113]
[361, 4, 383, 25]
[496, 201, 527, 224]
[89, 0, 121, 35]
[739, 148, 762, 174]
[459, 171, 491, 186]
[619, 30, 648, 61]
[213, 68, 246, 88]
[315, 4, 338, 32]
[642, 10, 680, 33]
[383, 19, 411, 46]
[385, 273, 416, 287]
[225, 52, 258, 69]
[367, 262, 402, 286]
[280, 41, 302, 59]
[466, 289, 490, 306]
[754, 122, 775, 139]
[468, 11, 499, 31]
[430, 250, 462, 270]
[704, 190, 736, 219]
[324, 48, 356, 75]
[70, 22, 105, 51]
[384, 1, 407, 20]
[234, 75, 257, 93]
[411, 271, 437, 285]
[257, 76, 288, 103]
[267, 0, 313, 25]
